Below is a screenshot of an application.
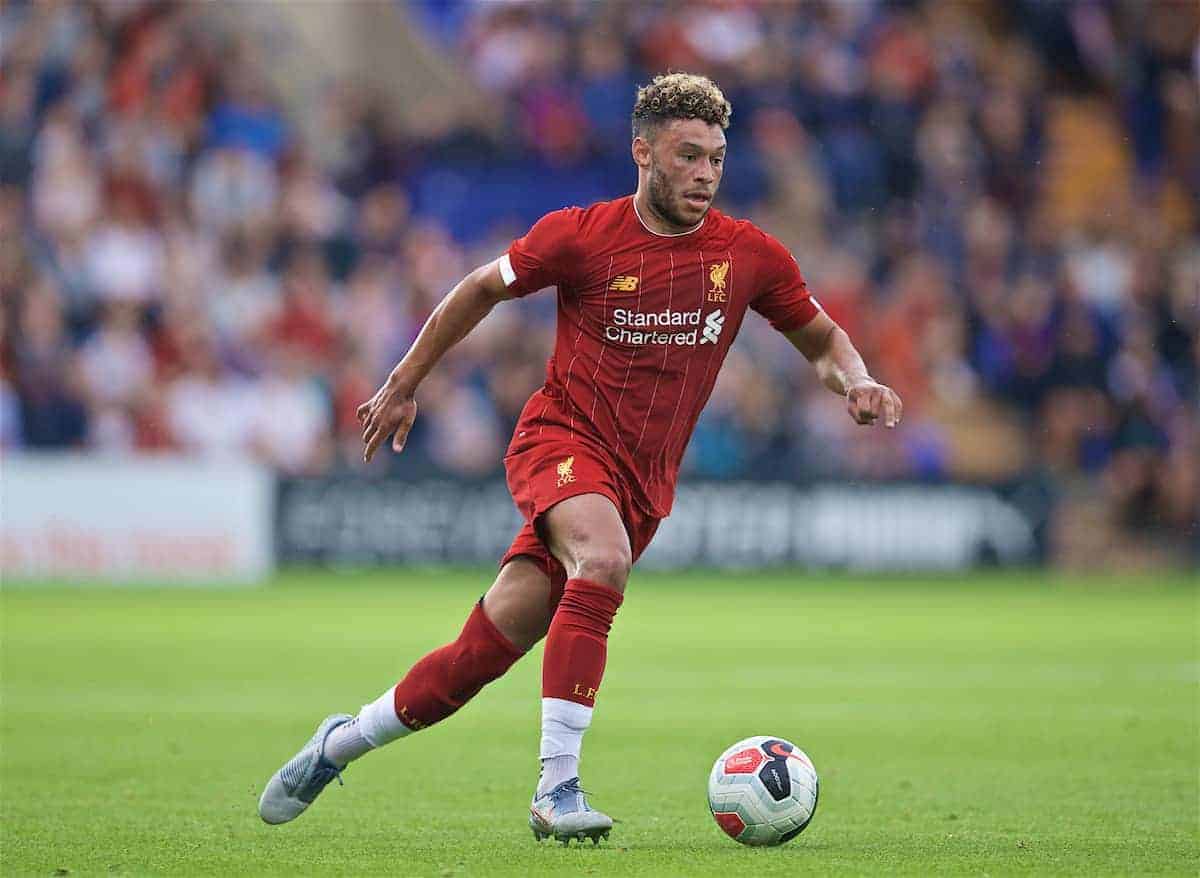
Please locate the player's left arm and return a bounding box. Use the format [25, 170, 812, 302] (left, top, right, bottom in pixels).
[784, 312, 902, 428]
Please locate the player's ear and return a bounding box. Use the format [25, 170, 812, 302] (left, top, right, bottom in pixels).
[632, 135, 652, 169]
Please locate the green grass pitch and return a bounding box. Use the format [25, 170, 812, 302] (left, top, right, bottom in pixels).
[2, 569, 1197, 876]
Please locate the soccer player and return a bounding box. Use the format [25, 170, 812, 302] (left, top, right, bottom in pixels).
[259, 73, 902, 843]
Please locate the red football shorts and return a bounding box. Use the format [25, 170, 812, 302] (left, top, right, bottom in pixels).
[501, 436, 660, 606]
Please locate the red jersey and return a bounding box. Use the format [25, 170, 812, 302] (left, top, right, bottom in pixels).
[500, 195, 820, 518]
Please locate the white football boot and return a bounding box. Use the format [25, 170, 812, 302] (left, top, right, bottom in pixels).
[529, 777, 613, 845]
[258, 714, 352, 824]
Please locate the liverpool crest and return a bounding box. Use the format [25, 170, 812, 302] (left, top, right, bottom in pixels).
[708, 261, 729, 302]
[556, 456, 576, 487]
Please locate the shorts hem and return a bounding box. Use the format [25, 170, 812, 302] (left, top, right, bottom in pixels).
[524, 484, 624, 532]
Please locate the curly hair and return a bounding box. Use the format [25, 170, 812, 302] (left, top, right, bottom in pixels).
[631, 73, 732, 140]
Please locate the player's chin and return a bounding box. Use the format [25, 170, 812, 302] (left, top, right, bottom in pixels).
[679, 195, 711, 219]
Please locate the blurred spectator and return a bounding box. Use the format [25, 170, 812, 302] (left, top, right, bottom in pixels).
[268, 248, 339, 371]
[250, 345, 331, 474]
[82, 179, 164, 304]
[11, 278, 88, 447]
[189, 147, 278, 235]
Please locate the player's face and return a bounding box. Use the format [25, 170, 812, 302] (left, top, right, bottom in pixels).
[646, 119, 726, 230]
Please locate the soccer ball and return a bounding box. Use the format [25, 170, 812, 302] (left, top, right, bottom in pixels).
[707, 736, 819, 846]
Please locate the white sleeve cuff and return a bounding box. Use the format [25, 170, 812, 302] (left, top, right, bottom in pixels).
[498, 253, 517, 287]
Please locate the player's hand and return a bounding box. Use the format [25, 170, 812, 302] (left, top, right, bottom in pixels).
[357, 384, 418, 463]
[846, 380, 903, 428]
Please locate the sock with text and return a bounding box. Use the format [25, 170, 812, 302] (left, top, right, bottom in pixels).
[538, 578, 623, 794]
[326, 600, 524, 767]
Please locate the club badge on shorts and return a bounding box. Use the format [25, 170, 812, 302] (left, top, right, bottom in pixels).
[556, 456, 576, 488]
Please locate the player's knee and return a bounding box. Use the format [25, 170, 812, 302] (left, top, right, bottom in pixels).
[573, 548, 631, 592]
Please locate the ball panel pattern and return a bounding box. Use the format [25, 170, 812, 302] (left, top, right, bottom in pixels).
[708, 736, 819, 847]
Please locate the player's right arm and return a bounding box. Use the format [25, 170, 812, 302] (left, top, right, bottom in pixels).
[357, 207, 580, 463]
[357, 259, 511, 463]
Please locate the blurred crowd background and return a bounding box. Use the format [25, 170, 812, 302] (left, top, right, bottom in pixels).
[1, 0, 1196, 568]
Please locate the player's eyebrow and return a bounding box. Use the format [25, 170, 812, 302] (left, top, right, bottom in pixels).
[679, 141, 726, 153]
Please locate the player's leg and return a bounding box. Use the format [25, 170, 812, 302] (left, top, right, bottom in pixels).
[258, 559, 553, 825]
[345, 558, 551, 750]
[480, 556, 557, 651]
[529, 492, 631, 844]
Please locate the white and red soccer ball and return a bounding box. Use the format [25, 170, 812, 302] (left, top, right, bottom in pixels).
[708, 736, 819, 846]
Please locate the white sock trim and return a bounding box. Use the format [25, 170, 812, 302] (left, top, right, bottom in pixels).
[323, 716, 373, 767]
[540, 697, 592, 760]
[537, 754, 578, 795]
[358, 685, 414, 747]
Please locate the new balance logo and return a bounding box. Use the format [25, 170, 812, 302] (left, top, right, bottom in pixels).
[700, 309, 725, 345]
[609, 275, 639, 291]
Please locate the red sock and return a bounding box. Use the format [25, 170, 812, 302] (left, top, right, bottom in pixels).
[392, 601, 524, 731]
[542, 578, 624, 707]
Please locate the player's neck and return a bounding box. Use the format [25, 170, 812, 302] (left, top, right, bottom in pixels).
[632, 191, 705, 237]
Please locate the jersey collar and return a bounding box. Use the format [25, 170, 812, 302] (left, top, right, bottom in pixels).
[631, 196, 706, 238]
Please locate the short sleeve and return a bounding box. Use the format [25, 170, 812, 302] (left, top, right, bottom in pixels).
[751, 231, 821, 332]
[500, 207, 582, 298]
